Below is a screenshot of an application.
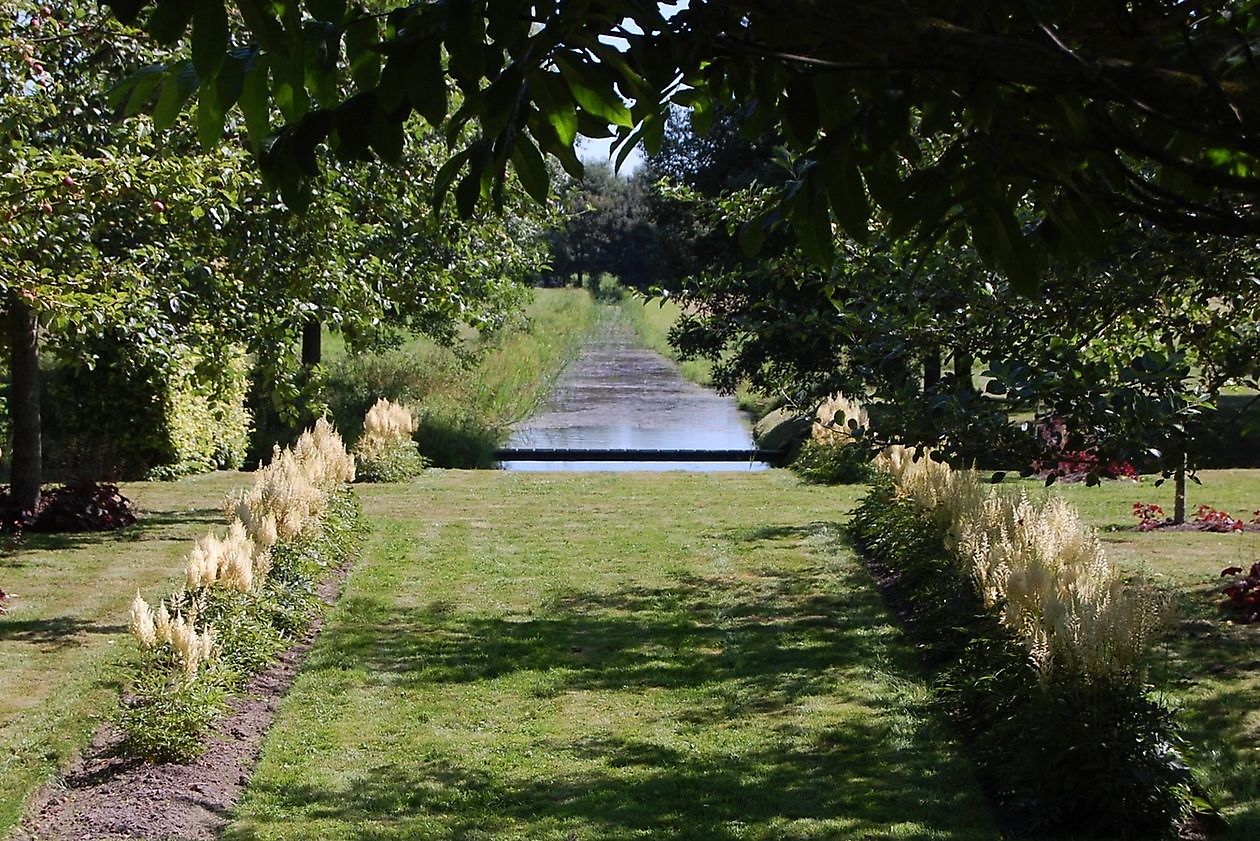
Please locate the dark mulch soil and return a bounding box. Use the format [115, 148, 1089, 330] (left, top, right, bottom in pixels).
[1138, 522, 1260, 532]
[15, 567, 349, 841]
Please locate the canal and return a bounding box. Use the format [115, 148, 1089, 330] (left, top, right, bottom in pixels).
[503, 317, 765, 471]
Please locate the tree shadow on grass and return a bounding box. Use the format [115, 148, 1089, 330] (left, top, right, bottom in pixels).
[246, 534, 992, 839]
[308, 570, 891, 708]
[0, 615, 126, 651]
[238, 722, 981, 841]
[0, 508, 221, 556]
[1150, 590, 1260, 839]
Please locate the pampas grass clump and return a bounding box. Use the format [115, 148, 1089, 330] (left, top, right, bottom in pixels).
[353, 398, 427, 482]
[124, 419, 357, 759]
[878, 446, 1167, 681]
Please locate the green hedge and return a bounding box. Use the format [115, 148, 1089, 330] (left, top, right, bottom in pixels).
[39, 337, 250, 481]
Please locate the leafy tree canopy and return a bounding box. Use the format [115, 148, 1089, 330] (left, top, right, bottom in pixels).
[103, 0, 1260, 286]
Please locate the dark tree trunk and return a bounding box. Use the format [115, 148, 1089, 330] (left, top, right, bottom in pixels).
[952, 348, 975, 393]
[301, 318, 321, 367]
[1173, 453, 1187, 525]
[923, 347, 941, 392]
[7, 291, 42, 514]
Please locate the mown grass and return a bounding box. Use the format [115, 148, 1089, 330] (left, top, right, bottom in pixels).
[1025, 470, 1260, 838]
[226, 471, 1000, 840]
[617, 296, 773, 419]
[322, 288, 601, 465]
[0, 471, 248, 836]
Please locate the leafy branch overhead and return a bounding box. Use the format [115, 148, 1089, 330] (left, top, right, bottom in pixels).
[104, 0, 1260, 285]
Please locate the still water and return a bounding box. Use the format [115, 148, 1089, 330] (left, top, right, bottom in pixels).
[503, 322, 765, 472]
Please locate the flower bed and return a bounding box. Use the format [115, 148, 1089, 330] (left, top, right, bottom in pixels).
[121, 419, 363, 761]
[850, 448, 1212, 838]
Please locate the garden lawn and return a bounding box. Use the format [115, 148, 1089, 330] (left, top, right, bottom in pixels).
[226, 470, 999, 841]
[0, 471, 249, 836]
[1044, 470, 1260, 839]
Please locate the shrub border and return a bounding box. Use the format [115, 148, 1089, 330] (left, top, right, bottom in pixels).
[849, 480, 1212, 839]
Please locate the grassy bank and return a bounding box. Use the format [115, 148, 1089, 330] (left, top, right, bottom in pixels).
[0, 472, 249, 836]
[1041, 470, 1260, 836]
[618, 296, 773, 419]
[226, 471, 1000, 840]
[323, 288, 601, 466]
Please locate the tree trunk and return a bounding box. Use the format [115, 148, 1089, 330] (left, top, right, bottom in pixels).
[1173, 453, 1187, 525]
[301, 318, 321, 367]
[7, 291, 42, 514]
[952, 348, 975, 393]
[923, 347, 941, 392]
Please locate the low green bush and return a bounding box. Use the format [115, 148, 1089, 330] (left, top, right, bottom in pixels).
[41, 334, 250, 481]
[415, 404, 502, 469]
[355, 439, 428, 482]
[789, 439, 874, 484]
[849, 484, 1206, 838]
[118, 664, 229, 763]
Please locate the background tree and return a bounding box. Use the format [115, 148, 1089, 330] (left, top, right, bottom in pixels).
[545, 163, 661, 291]
[0, 2, 258, 509]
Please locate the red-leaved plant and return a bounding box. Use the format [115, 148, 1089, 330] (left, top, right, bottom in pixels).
[1194, 505, 1246, 533]
[1221, 562, 1260, 623]
[1132, 502, 1169, 531]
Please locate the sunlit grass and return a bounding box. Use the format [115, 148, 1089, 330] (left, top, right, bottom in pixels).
[226, 471, 1000, 840]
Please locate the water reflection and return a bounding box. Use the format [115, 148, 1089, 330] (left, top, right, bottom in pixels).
[504, 325, 764, 472]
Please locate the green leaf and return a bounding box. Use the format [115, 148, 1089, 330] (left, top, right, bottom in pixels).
[239, 54, 271, 153]
[406, 38, 448, 126]
[215, 50, 249, 111]
[273, 50, 309, 122]
[192, 0, 229, 83]
[782, 77, 819, 146]
[510, 134, 549, 203]
[197, 84, 226, 148]
[153, 62, 198, 131]
[433, 148, 472, 211]
[821, 142, 869, 244]
[455, 143, 492, 218]
[103, 0, 149, 25]
[344, 10, 381, 91]
[971, 199, 1041, 294]
[689, 97, 713, 137]
[792, 173, 835, 267]
[530, 72, 579, 146]
[455, 170, 481, 218]
[558, 58, 632, 128]
[147, 1, 194, 45]
[307, 0, 347, 22]
[370, 108, 404, 163]
[481, 68, 524, 138]
[114, 64, 164, 115]
[377, 55, 407, 114]
[738, 216, 767, 257]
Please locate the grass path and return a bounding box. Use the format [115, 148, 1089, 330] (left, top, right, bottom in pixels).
[226, 471, 1000, 840]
